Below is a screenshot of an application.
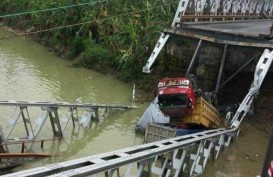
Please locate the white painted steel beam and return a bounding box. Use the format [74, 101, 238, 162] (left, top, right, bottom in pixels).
[231, 49, 273, 127]
[0, 100, 134, 109]
[136, 97, 169, 131]
[0, 101, 133, 152]
[2, 127, 238, 177]
[142, 33, 170, 73]
[0, 126, 8, 152]
[27, 110, 49, 149]
[171, 0, 189, 27]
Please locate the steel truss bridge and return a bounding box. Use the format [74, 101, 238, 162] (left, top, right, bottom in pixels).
[143, 0, 273, 73]
[3, 46, 273, 177]
[0, 101, 133, 153]
[2, 0, 273, 176]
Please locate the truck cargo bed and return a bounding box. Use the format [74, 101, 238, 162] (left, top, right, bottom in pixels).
[171, 97, 223, 128]
[144, 123, 208, 143]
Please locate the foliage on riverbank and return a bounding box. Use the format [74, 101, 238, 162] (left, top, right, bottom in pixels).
[0, 0, 177, 82]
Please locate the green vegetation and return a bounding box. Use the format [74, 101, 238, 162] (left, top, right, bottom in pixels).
[0, 0, 178, 81]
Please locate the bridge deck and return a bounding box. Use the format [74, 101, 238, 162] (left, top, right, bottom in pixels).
[165, 20, 273, 48]
[184, 20, 273, 38]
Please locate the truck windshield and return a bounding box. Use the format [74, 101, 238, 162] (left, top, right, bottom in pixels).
[158, 94, 187, 107]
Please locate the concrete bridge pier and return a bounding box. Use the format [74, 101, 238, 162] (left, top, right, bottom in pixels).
[195, 43, 224, 92]
[166, 36, 266, 93]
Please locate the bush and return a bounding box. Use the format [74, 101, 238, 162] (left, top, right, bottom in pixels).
[80, 43, 113, 68]
[67, 36, 85, 59]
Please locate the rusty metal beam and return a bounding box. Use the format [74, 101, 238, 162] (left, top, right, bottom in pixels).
[165, 28, 272, 48]
[0, 153, 52, 158]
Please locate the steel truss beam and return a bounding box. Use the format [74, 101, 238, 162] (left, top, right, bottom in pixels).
[231, 49, 273, 127]
[0, 100, 133, 109]
[2, 127, 238, 177]
[142, 33, 170, 73]
[0, 101, 133, 152]
[176, 0, 273, 23]
[142, 0, 273, 74]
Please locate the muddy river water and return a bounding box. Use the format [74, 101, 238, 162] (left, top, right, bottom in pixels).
[0, 27, 270, 176]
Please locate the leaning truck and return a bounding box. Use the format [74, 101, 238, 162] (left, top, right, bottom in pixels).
[136, 76, 224, 143]
[137, 49, 273, 144]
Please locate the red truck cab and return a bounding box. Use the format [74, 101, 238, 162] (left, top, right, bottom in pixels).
[157, 77, 196, 117]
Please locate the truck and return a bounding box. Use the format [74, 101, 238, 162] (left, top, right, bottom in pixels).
[157, 76, 222, 127]
[157, 77, 196, 118]
[136, 76, 224, 143]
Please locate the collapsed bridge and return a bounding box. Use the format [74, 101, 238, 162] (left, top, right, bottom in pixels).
[2, 0, 273, 176]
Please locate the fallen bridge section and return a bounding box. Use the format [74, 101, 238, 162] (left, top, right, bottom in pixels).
[0, 100, 134, 109]
[0, 153, 53, 171]
[2, 127, 239, 177]
[0, 100, 134, 153]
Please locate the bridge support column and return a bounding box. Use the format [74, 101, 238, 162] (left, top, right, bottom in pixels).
[105, 168, 120, 177]
[196, 44, 222, 91]
[80, 108, 100, 128]
[20, 106, 35, 140]
[92, 108, 99, 121]
[186, 39, 202, 76]
[125, 158, 154, 177]
[48, 107, 63, 138]
[70, 107, 79, 128]
[0, 126, 8, 153]
[101, 107, 109, 117]
[186, 150, 191, 177]
[215, 44, 228, 93]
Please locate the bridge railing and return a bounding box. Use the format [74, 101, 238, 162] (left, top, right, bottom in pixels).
[2, 127, 239, 177]
[172, 0, 273, 26]
[178, 13, 266, 23]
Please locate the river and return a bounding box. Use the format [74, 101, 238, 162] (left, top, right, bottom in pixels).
[0, 27, 270, 176]
[0, 27, 145, 171]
